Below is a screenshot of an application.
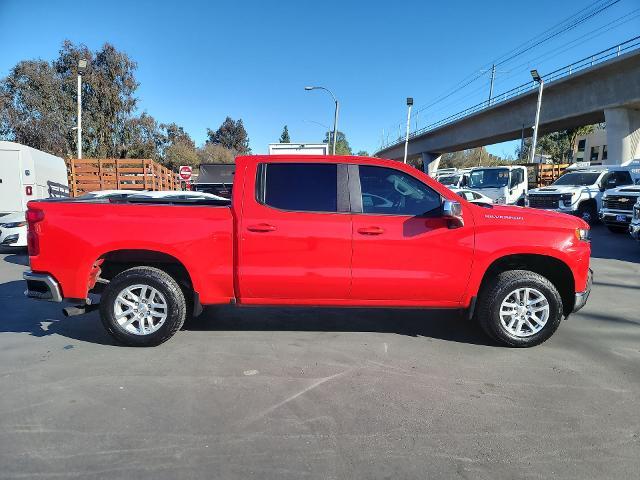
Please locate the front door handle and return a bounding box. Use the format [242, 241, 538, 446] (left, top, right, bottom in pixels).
[247, 223, 276, 232]
[357, 226, 384, 235]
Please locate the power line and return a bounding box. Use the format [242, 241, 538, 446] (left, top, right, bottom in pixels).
[385, 0, 623, 135]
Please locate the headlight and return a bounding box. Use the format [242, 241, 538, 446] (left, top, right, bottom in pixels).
[561, 193, 573, 204]
[495, 196, 506, 204]
[575, 228, 590, 242]
[0, 221, 26, 228]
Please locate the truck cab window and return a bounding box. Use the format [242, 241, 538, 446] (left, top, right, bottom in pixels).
[358, 165, 441, 216]
[259, 163, 338, 212]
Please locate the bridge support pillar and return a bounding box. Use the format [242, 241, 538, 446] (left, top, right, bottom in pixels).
[604, 107, 640, 165]
[421, 152, 442, 176]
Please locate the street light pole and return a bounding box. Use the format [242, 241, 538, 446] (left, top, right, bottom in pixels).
[305, 86, 339, 155]
[403, 97, 413, 164]
[77, 59, 87, 159]
[529, 70, 544, 164]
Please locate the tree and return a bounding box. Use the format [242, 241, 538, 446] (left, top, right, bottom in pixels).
[197, 143, 236, 164]
[206, 117, 251, 154]
[516, 124, 597, 163]
[323, 130, 352, 155]
[355, 150, 369, 156]
[440, 147, 508, 169]
[279, 125, 290, 143]
[0, 60, 69, 155]
[1, 40, 139, 159]
[164, 141, 200, 169]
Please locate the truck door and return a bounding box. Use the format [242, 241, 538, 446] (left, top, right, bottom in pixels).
[237, 161, 352, 302]
[350, 164, 474, 305]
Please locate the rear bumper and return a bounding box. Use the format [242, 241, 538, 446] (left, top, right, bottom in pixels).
[23, 271, 63, 302]
[572, 268, 593, 313]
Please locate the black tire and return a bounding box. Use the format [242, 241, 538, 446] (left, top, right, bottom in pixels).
[475, 270, 563, 348]
[99, 266, 186, 347]
[577, 202, 597, 225]
[606, 225, 628, 234]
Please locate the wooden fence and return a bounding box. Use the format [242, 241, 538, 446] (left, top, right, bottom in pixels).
[521, 163, 570, 188]
[66, 158, 179, 197]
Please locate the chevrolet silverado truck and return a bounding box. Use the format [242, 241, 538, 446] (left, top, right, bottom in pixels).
[527, 165, 638, 224]
[599, 185, 640, 233]
[23, 155, 592, 348]
[629, 197, 640, 243]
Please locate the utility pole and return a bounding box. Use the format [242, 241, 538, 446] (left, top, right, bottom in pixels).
[529, 70, 544, 164]
[488, 64, 496, 106]
[76, 59, 87, 159]
[403, 97, 413, 164]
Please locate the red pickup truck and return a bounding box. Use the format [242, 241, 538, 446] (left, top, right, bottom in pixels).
[24, 155, 592, 347]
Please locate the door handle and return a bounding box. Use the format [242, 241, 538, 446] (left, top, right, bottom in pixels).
[247, 223, 276, 232]
[357, 226, 384, 235]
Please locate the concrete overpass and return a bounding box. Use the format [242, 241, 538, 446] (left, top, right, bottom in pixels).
[376, 39, 640, 173]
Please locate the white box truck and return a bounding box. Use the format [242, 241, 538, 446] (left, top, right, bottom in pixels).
[0, 142, 69, 246]
[268, 143, 329, 155]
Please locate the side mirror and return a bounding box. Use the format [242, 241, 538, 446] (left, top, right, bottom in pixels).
[442, 200, 464, 228]
[598, 183, 606, 192]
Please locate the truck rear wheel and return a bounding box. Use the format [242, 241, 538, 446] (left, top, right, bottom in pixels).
[99, 266, 186, 347]
[476, 270, 563, 347]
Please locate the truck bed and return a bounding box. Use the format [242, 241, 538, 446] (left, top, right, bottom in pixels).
[28, 199, 235, 303]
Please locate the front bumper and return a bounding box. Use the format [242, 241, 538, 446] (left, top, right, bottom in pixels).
[572, 268, 593, 313]
[630, 222, 640, 241]
[599, 211, 632, 226]
[23, 271, 63, 302]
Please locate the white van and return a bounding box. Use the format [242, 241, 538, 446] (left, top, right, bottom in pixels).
[0, 142, 68, 246]
[0, 141, 69, 218]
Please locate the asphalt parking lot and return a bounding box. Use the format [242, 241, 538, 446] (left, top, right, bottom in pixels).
[0, 225, 639, 479]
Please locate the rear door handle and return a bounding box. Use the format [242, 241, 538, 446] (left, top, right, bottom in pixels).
[247, 223, 276, 232]
[357, 226, 384, 235]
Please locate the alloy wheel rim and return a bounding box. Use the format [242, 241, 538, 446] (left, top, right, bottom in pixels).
[113, 284, 168, 335]
[499, 287, 550, 338]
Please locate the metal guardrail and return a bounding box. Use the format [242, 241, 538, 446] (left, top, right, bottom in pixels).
[378, 36, 640, 151]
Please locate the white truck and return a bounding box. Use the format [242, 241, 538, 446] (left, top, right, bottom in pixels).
[526, 165, 638, 224]
[0, 142, 68, 246]
[629, 197, 640, 243]
[466, 166, 528, 205]
[268, 143, 329, 155]
[599, 185, 640, 233]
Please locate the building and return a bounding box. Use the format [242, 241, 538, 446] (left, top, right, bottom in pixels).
[573, 126, 608, 164]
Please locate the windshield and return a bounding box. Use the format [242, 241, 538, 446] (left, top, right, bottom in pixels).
[468, 169, 509, 189]
[552, 172, 601, 186]
[438, 175, 459, 186]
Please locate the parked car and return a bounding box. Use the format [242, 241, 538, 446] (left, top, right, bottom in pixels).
[450, 188, 493, 204]
[599, 185, 640, 233]
[23, 155, 592, 348]
[629, 197, 640, 243]
[466, 166, 528, 205]
[527, 166, 638, 224]
[0, 212, 27, 247]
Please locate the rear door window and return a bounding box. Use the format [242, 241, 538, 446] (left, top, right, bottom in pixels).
[258, 163, 338, 212]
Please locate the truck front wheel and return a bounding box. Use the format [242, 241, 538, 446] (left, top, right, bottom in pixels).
[476, 270, 563, 347]
[99, 266, 187, 347]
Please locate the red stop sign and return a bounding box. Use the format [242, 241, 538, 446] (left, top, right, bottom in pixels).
[179, 165, 192, 181]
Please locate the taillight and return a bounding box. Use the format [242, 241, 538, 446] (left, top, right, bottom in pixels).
[26, 208, 45, 256]
[25, 186, 33, 195]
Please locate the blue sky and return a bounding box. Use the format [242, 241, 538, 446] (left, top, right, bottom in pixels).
[1, 0, 638, 157]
